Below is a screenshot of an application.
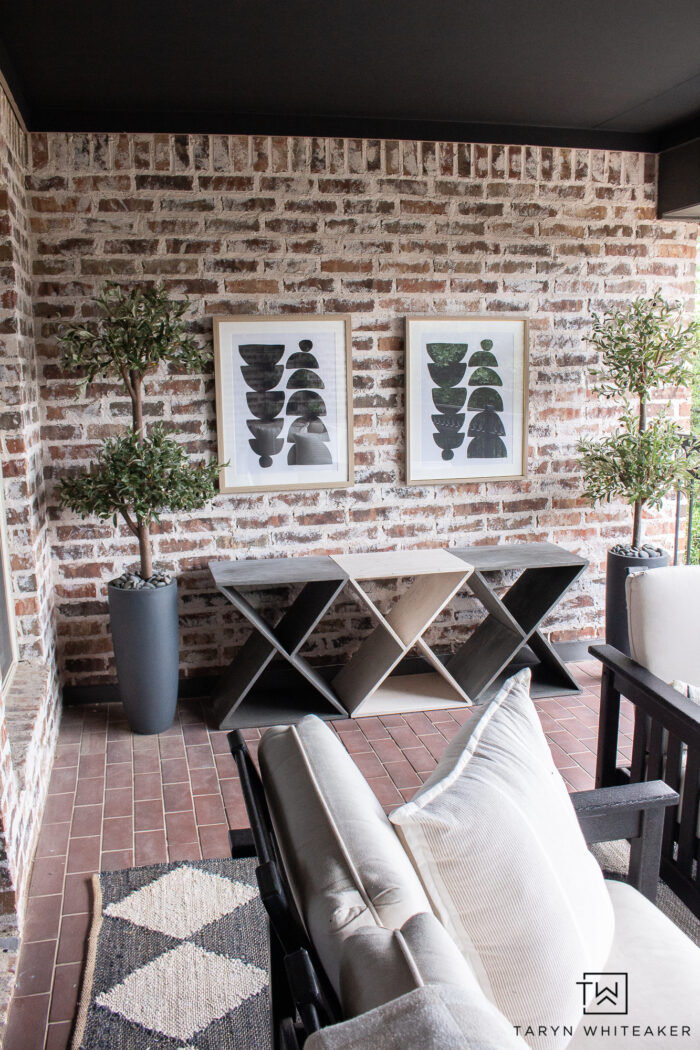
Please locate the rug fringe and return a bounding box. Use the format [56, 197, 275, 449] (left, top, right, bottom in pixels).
[71, 873, 103, 1050]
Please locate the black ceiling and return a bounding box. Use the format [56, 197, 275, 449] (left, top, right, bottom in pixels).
[2, 0, 700, 151]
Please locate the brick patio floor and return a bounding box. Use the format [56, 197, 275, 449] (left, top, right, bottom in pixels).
[4, 658, 634, 1050]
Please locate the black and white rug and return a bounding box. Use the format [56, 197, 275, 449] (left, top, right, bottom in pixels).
[73, 858, 271, 1050]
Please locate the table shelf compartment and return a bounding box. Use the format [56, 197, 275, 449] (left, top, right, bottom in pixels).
[501, 565, 584, 635]
[446, 616, 526, 699]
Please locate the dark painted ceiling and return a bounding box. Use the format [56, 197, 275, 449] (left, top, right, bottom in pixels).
[1, 0, 700, 150]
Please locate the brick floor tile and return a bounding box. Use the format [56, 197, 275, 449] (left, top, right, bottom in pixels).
[29, 856, 66, 898]
[66, 836, 101, 875]
[104, 788, 132, 818]
[100, 849, 134, 871]
[102, 816, 133, 852]
[71, 805, 103, 838]
[213, 751, 238, 778]
[56, 912, 90, 965]
[354, 716, 389, 740]
[403, 745, 436, 774]
[52, 746, 80, 768]
[165, 810, 198, 844]
[42, 794, 75, 824]
[190, 767, 221, 795]
[366, 776, 404, 808]
[369, 736, 403, 763]
[77, 754, 105, 779]
[386, 725, 420, 749]
[134, 799, 165, 832]
[35, 822, 71, 860]
[62, 874, 92, 916]
[183, 725, 210, 746]
[23, 895, 63, 944]
[350, 751, 386, 778]
[168, 841, 203, 862]
[161, 757, 189, 783]
[3, 992, 51, 1050]
[134, 831, 168, 865]
[210, 731, 233, 754]
[163, 781, 194, 812]
[133, 771, 162, 800]
[105, 763, 133, 790]
[193, 793, 227, 826]
[106, 740, 132, 764]
[421, 733, 449, 761]
[185, 744, 215, 769]
[404, 711, 435, 735]
[48, 766, 77, 795]
[382, 759, 422, 790]
[45, 1020, 73, 1050]
[49, 962, 83, 1023]
[74, 778, 105, 806]
[159, 737, 186, 759]
[133, 750, 160, 774]
[199, 824, 232, 859]
[14, 939, 57, 995]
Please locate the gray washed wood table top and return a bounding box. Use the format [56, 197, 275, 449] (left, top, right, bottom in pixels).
[209, 541, 586, 589]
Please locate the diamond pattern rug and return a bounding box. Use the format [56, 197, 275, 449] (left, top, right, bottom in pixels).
[73, 858, 271, 1050]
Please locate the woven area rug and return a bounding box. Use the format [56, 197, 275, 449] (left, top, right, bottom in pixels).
[73, 858, 271, 1050]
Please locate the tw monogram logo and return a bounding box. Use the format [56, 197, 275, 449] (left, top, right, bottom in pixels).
[577, 972, 629, 1015]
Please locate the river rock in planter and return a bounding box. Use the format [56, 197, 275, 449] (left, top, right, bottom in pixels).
[108, 577, 179, 734]
[605, 546, 668, 656]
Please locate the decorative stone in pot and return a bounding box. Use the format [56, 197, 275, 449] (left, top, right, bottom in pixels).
[107, 571, 179, 734]
[605, 545, 668, 656]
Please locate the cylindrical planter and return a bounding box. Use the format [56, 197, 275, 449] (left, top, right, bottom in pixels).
[605, 548, 668, 656]
[107, 579, 179, 734]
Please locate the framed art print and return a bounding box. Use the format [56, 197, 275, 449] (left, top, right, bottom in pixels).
[214, 314, 354, 493]
[406, 316, 528, 485]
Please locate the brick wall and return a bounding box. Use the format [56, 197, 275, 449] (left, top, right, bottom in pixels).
[0, 86, 61, 1027]
[25, 132, 697, 687]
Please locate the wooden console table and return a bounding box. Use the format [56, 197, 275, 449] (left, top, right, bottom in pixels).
[208, 542, 587, 730]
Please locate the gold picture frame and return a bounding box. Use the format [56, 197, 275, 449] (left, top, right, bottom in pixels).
[405, 315, 529, 485]
[214, 314, 354, 493]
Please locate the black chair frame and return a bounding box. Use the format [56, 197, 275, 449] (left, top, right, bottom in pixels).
[591, 642, 700, 917]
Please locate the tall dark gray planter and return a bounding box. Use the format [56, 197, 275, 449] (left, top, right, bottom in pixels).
[108, 579, 179, 734]
[605, 548, 668, 656]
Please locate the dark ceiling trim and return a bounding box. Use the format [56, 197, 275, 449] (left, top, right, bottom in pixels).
[29, 108, 659, 153]
[656, 113, 700, 153]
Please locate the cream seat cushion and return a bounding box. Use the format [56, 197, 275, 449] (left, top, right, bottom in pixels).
[389, 669, 615, 1050]
[258, 715, 431, 994]
[626, 565, 700, 684]
[568, 880, 700, 1048]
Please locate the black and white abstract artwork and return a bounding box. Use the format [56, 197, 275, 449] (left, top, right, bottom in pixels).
[406, 317, 528, 484]
[214, 316, 353, 492]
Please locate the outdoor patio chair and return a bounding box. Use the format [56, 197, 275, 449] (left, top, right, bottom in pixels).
[591, 564, 700, 917]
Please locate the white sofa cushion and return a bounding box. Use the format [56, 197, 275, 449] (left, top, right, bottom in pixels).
[568, 880, 700, 1048]
[258, 716, 431, 994]
[627, 565, 700, 684]
[305, 983, 531, 1050]
[389, 669, 615, 1050]
[339, 911, 480, 1017]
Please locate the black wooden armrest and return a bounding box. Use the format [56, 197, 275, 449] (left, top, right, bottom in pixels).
[589, 644, 700, 738]
[573, 780, 679, 902]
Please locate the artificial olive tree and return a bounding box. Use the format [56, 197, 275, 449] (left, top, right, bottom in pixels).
[59, 283, 220, 580]
[578, 292, 699, 548]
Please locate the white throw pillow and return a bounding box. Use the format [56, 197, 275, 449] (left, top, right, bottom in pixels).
[389, 669, 615, 1050]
